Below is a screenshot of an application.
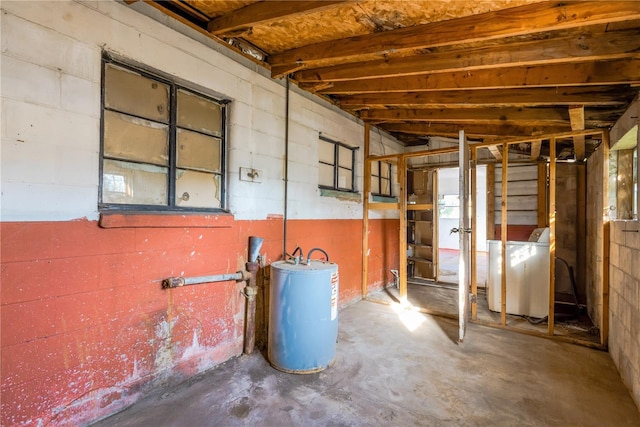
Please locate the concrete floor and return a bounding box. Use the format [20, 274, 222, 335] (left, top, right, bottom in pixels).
[93, 300, 639, 427]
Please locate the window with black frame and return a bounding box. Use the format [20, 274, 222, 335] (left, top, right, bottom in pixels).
[100, 58, 227, 212]
[318, 135, 356, 192]
[371, 160, 393, 197]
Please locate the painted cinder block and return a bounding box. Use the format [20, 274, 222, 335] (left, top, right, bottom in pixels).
[1, 12, 100, 82]
[1, 55, 61, 108]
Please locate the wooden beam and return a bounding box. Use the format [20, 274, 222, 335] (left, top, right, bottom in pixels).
[362, 122, 371, 298]
[337, 86, 630, 108]
[486, 163, 496, 241]
[531, 140, 542, 160]
[294, 30, 640, 83]
[471, 147, 478, 321]
[398, 155, 408, 303]
[207, 1, 347, 35]
[548, 137, 557, 336]
[500, 143, 508, 327]
[569, 106, 586, 160]
[488, 145, 503, 161]
[360, 108, 569, 126]
[537, 161, 547, 227]
[601, 131, 610, 347]
[381, 123, 570, 139]
[269, 1, 640, 76]
[305, 58, 640, 93]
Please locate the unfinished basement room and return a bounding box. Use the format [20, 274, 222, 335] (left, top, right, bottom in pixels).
[2, 1, 640, 426]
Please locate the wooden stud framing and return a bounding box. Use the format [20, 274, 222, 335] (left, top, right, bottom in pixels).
[577, 163, 587, 299]
[433, 170, 440, 283]
[487, 163, 496, 240]
[471, 146, 478, 320]
[537, 162, 547, 227]
[500, 143, 508, 326]
[531, 139, 542, 160]
[569, 106, 586, 161]
[362, 123, 371, 298]
[601, 131, 611, 347]
[398, 154, 408, 303]
[548, 137, 557, 336]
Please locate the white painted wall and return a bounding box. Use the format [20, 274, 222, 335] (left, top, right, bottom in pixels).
[0, 0, 403, 222]
[437, 167, 488, 251]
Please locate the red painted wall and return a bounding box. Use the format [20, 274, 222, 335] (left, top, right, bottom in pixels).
[1, 217, 398, 425]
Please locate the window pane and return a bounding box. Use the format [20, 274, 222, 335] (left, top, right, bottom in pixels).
[381, 162, 390, 178]
[338, 167, 353, 190]
[371, 178, 380, 194]
[177, 90, 222, 136]
[104, 64, 169, 123]
[103, 111, 169, 166]
[319, 163, 334, 187]
[381, 178, 391, 196]
[177, 129, 221, 172]
[176, 169, 221, 208]
[371, 161, 379, 176]
[102, 159, 167, 205]
[338, 146, 352, 168]
[318, 139, 335, 164]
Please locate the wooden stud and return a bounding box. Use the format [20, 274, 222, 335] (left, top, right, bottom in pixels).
[537, 162, 547, 227]
[501, 143, 508, 327]
[433, 170, 439, 283]
[471, 146, 478, 320]
[398, 154, 408, 303]
[362, 123, 371, 298]
[548, 137, 557, 336]
[577, 163, 587, 301]
[569, 106, 586, 161]
[601, 131, 611, 347]
[487, 162, 496, 240]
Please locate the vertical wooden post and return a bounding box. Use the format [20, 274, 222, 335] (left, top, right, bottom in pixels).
[577, 163, 586, 303]
[537, 161, 547, 227]
[601, 131, 610, 346]
[487, 163, 496, 240]
[433, 170, 439, 282]
[399, 154, 408, 303]
[548, 137, 557, 336]
[500, 143, 508, 326]
[362, 123, 371, 298]
[471, 146, 478, 320]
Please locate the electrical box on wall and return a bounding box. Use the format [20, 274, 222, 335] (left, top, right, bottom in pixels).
[240, 167, 263, 183]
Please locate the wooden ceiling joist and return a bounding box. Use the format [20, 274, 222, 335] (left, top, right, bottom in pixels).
[304, 58, 640, 95]
[268, 1, 640, 77]
[380, 123, 570, 139]
[358, 107, 617, 127]
[338, 86, 631, 108]
[294, 29, 640, 83]
[207, 1, 347, 36]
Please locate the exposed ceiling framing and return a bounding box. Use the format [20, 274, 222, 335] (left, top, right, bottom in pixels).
[141, 0, 640, 159]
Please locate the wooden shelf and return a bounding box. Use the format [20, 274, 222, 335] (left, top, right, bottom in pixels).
[408, 243, 433, 249]
[407, 203, 434, 210]
[408, 257, 434, 264]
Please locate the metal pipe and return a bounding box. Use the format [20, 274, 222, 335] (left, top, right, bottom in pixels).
[162, 271, 246, 289]
[283, 76, 290, 259]
[306, 247, 329, 263]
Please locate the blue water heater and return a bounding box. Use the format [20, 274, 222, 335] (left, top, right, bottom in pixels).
[268, 260, 339, 374]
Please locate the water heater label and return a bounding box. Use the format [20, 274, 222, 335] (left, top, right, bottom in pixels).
[330, 272, 339, 320]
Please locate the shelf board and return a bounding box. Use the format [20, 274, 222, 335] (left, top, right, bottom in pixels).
[408, 243, 433, 248]
[408, 256, 434, 263]
[407, 220, 433, 224]
[407, 203, 434, 210]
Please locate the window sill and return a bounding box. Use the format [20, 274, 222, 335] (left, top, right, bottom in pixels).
[319, 188, 362, 202]
[99, 212, 234, 228]
[372, 195, 398, 203]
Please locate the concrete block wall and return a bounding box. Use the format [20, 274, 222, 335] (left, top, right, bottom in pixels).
[586, 146, 605, 330]
[0, 1, 402, 425]
[609, 220, 640, 408]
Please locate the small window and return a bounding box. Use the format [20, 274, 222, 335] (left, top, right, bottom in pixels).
[371, 161, 393, 197]
[318, 136, 357, 192]
[609, 125, 638, 220]
[438, 194, 460, 219]
[100, 58, 227, 212]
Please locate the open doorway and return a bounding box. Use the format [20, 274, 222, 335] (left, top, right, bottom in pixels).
[436, 166, 488, 287]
